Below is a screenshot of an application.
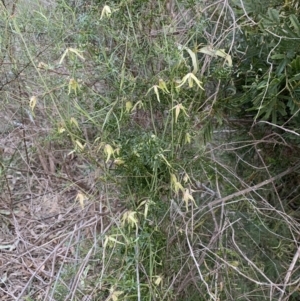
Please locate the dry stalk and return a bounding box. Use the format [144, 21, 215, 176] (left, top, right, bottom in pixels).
[203, 162, 300, 209]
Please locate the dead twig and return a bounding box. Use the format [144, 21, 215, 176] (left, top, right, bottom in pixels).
[205, 162, 300, 209]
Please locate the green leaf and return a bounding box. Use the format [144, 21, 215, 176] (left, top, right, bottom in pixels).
[271, 54, 286, 60]
[290, 56, 300, 72]
[268, 8, 280, 23]
[276, 101, 287, 117]
[289, 74, 300, 81]
[289, 14, 300, 35]
[276, 59, 288, 75]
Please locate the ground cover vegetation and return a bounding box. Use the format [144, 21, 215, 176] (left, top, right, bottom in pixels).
[0, 0, 300, 300]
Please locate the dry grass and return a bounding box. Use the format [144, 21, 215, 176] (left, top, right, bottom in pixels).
[0, 102, 124, 300]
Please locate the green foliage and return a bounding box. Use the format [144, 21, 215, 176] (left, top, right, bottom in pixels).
[115, 132, 171, 195]
[229, 2, 300, 125]
[75, 0, 300, 298]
